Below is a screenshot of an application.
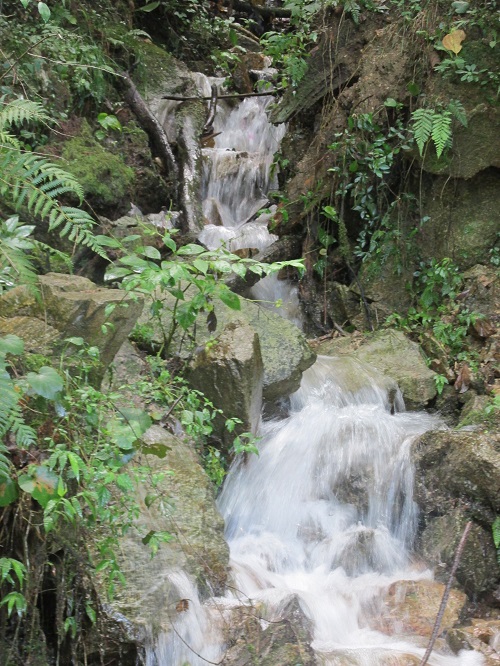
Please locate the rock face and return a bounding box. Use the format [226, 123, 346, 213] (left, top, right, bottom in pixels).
[419, 169, 500, 271]
[448, 619, 500, 665]
[187, 321, 264, 446]
[375, 579, 466, 639]
[223, 595, 316, 666]
[138, 290, 316, 401]
[314, 330, 437, 409]
[0, 273, 143, 379]
[412, 429, 500, 595]
[113, 426, 229, 637]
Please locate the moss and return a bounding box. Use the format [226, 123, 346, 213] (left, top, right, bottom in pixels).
[61, 121, 134, 210]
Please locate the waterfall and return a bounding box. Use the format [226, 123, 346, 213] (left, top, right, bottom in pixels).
[144, 76, 485, 666]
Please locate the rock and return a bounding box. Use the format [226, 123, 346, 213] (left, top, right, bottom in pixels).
[112, 426, 229, 634]
[420, 169, 500, 271]
[412, 429, 500, 521]
[223, 594, 316, 666]
[187, 321, 264, 446]
[314, 330, 437, 409]
[419, 509, 499, 596]
[448, 619, 500, 664]
[137, 289, 316, 401]
[375, 579, 466, 639]
[0, 273, 143, 379]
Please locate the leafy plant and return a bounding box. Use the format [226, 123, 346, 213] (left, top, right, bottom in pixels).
[103, 226, 304, 356]
[493, 516, 500, 564]
[0, 98, 105, 274]
[411, 100, 467, 159]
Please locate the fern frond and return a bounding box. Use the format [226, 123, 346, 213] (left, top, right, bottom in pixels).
[0, 239, 38, 294]
[0, 130, 20, 148]
[0, 99, 51, 131]
[411, 108, 434, 156]
[344, 0, 361, 23]
[447, 99, 467, 127]
[431, 110, 452, 158]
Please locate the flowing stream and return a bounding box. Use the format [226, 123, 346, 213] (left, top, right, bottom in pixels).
[145, 76, 485, 666]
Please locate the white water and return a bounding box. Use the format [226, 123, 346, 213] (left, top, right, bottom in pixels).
[146, 357, 484, 665]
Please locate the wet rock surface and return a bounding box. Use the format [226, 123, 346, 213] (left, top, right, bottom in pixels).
[375, 579, 466, 639]
[187, 320, 264, 445]
[222, 595, 316, 666]
[313, 330, 437, 409]
[448, 619, 500, 664]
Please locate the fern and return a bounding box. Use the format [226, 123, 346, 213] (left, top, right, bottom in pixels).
[344, 0, 361, 23]
[431, 110, 452, 159]
[412, 108, 435, 156]
[447, 99, 468, 128]
[0, 100, 107, 268]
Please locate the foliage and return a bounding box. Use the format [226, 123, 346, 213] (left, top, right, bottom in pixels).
[260, 30, 316, 89]
[386, 258, 482, 377]
[0, 336, 171, 592]
[0, 98, 105, 279]
[493, 515, 500, 564]
[103, 224, 304, 356]
[325, 112, 417, 270]
[411, 100, 467, 159]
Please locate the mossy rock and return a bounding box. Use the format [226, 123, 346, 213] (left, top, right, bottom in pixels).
[420, 168, 500, 270]
[61, 121, 134, 213]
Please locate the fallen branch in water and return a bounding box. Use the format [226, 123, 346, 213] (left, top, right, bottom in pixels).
[419, 521, 473, 666]
[161, 89, 283, 101]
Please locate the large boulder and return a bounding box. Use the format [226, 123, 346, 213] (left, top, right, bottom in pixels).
[187, 320, 264, 446]
[101, 342, 230, 633]
[448, 619, 500, 665]
[0, 273, 143, 379]
[113, 426, 229, 637]
[419, 509, 499, 596]
[412, 429, 500, 595]
[412, 429, 500, 521]
[313, 330, 437, 409]
[419, 169, 500, 271]
[137, 290, 316, 401]
[374, 579, 466, 639]
[223, 594, 316, 666]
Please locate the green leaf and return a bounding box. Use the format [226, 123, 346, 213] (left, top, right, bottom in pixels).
[176, 244, 205, 256]
[18, 466, 59, 508]
[142, 443, 171, 459]
[137, 1, 160, 11]
[193, 259, 209, 274]
[94, 235, 122, 248]
[218, 288, 241, 311]
[142, 245, 161, 260]
[384, 98, 398, 107]
[0, 478, 18, 507]
[0, 335, 24, 356]
[37, 1, 51, 21]
[26, 366, 63, 399]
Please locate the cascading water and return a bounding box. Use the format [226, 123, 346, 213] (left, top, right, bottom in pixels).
[145, 77, 484, 666]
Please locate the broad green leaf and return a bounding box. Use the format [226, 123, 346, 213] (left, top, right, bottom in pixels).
[218, 288, 241, 310]
[95, 235, 121, 248]
[193, 259, 209, 274]
[142, 443, 171, 459]
[0, 478, 18, 507]
[18, 466, 59, 508]
[37, 1, 50, 22]
[137, 1, 160, 11]
[176, 244, 205, 256]
[176, 302, 197, 329]
[26, 366, 63, 399]
[142, 246, 161, 260]
[0, 335, 24, 356]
